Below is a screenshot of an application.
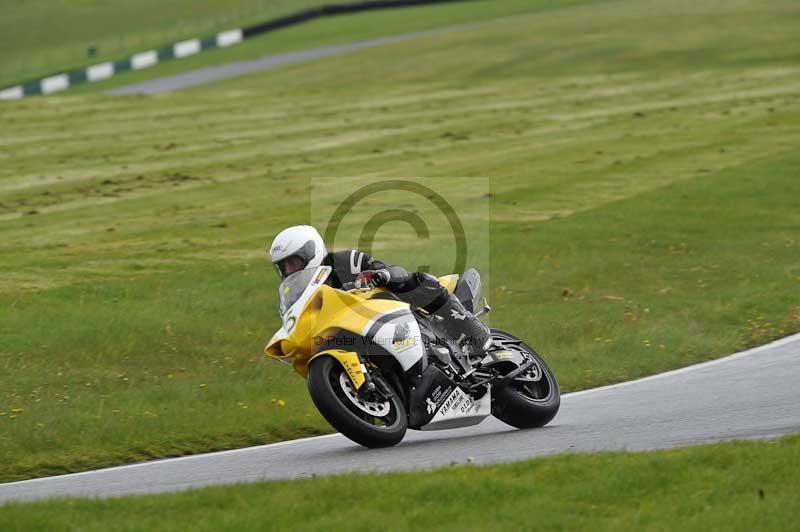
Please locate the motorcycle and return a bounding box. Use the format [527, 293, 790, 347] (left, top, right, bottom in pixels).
[264, 265, 560, 448]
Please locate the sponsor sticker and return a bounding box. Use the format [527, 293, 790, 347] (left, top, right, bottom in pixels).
[438, 388, 472, 417]
[449, 309, 467, 320]
[343, 359, 364, 384]
[391, 322, 418, 353]
[426, 397, 437, 414]
[425, 384, 451, 416]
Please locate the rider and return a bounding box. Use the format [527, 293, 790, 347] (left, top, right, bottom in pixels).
[268, 225, 491, 358]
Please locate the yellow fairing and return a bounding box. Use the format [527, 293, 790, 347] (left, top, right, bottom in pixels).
[438, 274, 460, 294]
[308, 350, 366, 388]
[264, 284, 408, 388]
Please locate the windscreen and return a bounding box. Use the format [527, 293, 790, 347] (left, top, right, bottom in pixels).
[278, 268, 317, 316]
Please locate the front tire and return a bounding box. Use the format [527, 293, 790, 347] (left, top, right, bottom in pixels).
[307, 356, 407, 448]
[490, 329, 560, 429]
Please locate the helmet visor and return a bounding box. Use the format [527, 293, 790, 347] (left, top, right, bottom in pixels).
[275, 255, 307, 279]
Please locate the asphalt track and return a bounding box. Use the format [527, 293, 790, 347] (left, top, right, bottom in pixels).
[2, 333, 798, 504]
[108, 30, 443, 95]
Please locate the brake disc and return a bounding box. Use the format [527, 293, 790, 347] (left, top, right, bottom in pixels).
[338, 372, 391, 417]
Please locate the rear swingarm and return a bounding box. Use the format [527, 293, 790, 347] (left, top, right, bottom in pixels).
[461, 358, 537, 392]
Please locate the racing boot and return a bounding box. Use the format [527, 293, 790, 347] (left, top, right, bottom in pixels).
[431, 293, 492, 363]
[383, 270, 492, 363]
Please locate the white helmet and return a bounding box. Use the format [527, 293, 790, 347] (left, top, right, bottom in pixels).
[268, 225, 327, 279]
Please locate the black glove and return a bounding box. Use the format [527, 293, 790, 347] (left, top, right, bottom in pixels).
[354, 269, 391, 289]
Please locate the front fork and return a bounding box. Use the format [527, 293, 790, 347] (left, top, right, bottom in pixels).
[310, 349, 399, 405]
[308, 349, 367, 389]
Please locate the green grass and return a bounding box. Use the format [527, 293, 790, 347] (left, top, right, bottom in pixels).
[0, 0, 323, 88]
[2, 435, 799, 531]
[2, 0, 572, 90]
[70, 0, 578, 94]
[1, 0, 799, 482]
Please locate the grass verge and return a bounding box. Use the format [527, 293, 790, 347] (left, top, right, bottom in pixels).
[2, 435, 799, 530]
[5, 0, 580, 91]
[72, 0, 585, 94]
[0, 0, 319, 88]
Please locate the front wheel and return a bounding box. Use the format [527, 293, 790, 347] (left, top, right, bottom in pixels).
[307, 356, 407, 448]
[490, 329, 560, 429]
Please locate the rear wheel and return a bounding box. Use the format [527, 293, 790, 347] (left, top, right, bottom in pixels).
[490, 329, 560, 429]
[307, 356, 407, 448]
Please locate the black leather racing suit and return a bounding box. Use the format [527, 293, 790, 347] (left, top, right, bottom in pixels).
[322, 250, 490, 356]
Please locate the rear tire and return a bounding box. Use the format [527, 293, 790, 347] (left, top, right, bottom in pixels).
[307, 356, 407, 448]
[490, 329, 560, 429]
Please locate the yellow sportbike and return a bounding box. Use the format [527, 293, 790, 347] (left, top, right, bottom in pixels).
[264, 265, 560, 447]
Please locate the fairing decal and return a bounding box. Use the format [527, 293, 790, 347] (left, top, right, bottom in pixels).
[362, 309, 424, 372]
[420, 386, 492, 431]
